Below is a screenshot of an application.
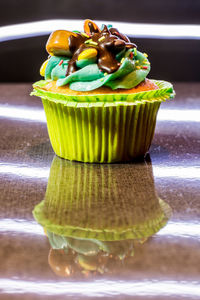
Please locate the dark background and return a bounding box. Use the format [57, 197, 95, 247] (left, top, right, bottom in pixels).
[1, 0, 200, 82]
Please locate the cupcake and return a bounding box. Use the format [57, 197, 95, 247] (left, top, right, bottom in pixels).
[31, 19, 175, 163]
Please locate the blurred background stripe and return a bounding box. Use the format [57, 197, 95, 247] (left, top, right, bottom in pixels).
[0, 0, 199, 82]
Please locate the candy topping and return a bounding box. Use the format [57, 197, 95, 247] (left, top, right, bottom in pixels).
[84, 19, 101, 35]
[65, 21, 136, 76]
[46, 30, 77, 56]
[40, 59, 49, 76]
[84, 39, 98, 46]
[46, 20, 136, 76]
[98, 36, 105, 42]
[81, 32, 90, 38]
[58, 59, 64, 66]
[42, 20, 151, 91]
[78, 48, 98, 61]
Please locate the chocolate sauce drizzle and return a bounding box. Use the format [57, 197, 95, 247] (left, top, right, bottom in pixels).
[66, 23, 136, 76]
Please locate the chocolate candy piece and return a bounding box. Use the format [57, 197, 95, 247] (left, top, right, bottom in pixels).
[84, 19, 101, 35]
[46, 30, 77, 57]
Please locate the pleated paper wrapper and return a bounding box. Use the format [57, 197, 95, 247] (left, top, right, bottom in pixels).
[31, 80, 174, 163]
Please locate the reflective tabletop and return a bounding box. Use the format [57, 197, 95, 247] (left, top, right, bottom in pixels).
[0, 83, 200, 299]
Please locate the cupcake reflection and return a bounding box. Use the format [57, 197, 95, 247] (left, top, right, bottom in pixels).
[33, 156, 171, 277]
[47, 235, 135, 277]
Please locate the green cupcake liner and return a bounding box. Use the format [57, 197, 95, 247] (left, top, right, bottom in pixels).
[42, 98, 160, 162]
[31, 79, 174, 103]
[33, 157, 172, 241]
[31, 80, 174, 162]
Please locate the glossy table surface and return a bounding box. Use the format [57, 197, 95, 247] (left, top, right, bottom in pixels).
[0, 83, 200, 299]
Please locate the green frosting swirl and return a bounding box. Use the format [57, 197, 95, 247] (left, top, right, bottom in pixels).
[44, 50, 150, 92]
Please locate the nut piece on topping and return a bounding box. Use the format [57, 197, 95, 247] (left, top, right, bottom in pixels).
[46, 30, 77, 56]
[84, 19, 101, 35]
